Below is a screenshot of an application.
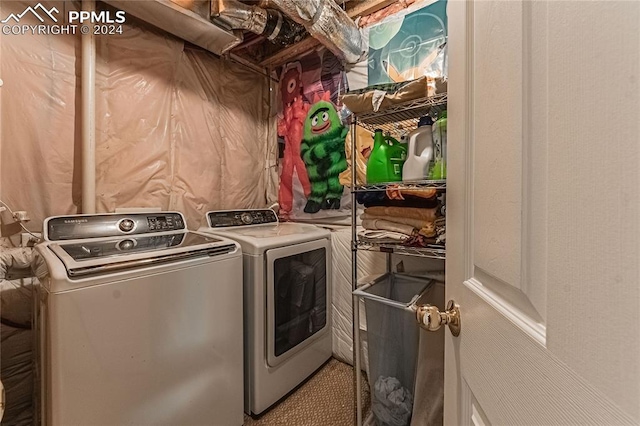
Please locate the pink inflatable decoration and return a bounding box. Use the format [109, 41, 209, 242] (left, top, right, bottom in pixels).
[277, 62, 311, 216]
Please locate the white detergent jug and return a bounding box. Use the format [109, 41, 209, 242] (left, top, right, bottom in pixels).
[402, 116, 434, 181]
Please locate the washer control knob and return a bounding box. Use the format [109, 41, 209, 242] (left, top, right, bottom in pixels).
[241, 213, 253, 225]
[119, 219, 135, 232]
[117, 239, 135, 251]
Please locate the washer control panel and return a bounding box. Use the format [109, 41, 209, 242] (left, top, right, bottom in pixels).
[46, 212, 186, 241]
[146, 214, 182, 231]
[207, 209, 278, 228]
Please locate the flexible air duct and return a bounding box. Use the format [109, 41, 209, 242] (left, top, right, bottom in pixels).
[216, 0, 363, 65]
[262, 0, 363, 64]
[213, 0, 304, 45]
[215, 0, 269, 35]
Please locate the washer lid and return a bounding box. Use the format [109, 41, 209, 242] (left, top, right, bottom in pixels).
[199, 223, 330, 255]
[49, 231, 237, 278]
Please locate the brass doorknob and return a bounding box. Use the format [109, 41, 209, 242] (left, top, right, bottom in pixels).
[415, 299, 461, 336]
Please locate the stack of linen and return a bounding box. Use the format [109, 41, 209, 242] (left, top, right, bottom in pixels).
[359, 204, 445, 247]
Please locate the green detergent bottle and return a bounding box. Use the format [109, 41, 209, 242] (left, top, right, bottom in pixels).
[428, 111, 447, 179]
[386, 133, 407, 178]
[366, 130, 407, 183]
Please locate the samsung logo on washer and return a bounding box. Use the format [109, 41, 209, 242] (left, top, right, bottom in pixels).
[64, 219, 89, 224]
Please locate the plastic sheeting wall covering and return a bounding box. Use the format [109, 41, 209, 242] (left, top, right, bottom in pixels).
[0, 1, 277, 231]
[325, 225, 385, 365]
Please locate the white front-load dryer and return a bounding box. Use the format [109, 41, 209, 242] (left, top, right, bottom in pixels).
[34, 212, 244, 426]
[199, 209, 332, 415]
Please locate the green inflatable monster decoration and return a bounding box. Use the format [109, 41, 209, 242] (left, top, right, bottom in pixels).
[300, 94, 348, 214]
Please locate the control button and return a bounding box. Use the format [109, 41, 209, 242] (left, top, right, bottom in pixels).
[119, 219, 135, 233]
[241, 213, 253, 225]
[117, 239, 135, 251]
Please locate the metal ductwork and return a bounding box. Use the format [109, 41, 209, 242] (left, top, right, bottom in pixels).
[215, 0, 363, 65]
[213, 0, 305, 46]
[263, 0, 363, 64]
[214, 0, 270, 35]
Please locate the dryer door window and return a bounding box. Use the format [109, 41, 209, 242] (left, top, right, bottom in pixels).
[265, 239, 330, 367]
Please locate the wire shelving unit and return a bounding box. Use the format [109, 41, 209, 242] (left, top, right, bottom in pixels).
[349, 90, 447, 426]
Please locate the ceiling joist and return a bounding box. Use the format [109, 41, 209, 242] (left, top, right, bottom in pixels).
[347, 0, 398, 18]
[259, 37, 320, 68]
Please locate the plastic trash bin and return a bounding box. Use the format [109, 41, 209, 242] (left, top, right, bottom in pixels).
[354, 273, 432, 426]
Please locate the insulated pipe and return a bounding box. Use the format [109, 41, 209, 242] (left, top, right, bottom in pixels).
[81, 0, 96, 214]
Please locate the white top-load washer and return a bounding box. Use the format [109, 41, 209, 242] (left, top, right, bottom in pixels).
[199, 209, 332, 415]
[34, 212, 244, 426]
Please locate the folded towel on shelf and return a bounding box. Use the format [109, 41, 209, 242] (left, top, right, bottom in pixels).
[385, 186, 437, 200]
[364, 206, 438, 222]
[360, 208, 444, 248]
[362, 218, 415, 236]
[356, 192, 441, 209]
[358, 229, 410, 244]
[361, 213, 436, 237]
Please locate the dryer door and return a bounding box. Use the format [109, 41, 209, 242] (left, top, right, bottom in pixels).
[265, 238, 331, 368]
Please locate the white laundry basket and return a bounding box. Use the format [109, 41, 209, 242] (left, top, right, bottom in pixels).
[354, 273, 432, 426]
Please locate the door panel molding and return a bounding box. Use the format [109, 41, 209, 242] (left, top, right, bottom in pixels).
[466, 0, 547, 343]
[520, 0, 549, 323]
[461, 290, 636, 426]
[461, 379, 491, 426]
[471, 0, 523, 289]
[464, 278, 547, 346]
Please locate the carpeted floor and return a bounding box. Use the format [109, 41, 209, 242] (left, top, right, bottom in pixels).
[244, 358, 370, 426]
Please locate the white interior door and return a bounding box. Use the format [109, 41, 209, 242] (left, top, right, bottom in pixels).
[445, 1, 639, 424]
